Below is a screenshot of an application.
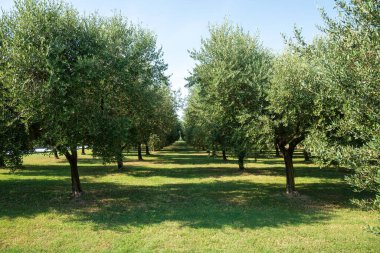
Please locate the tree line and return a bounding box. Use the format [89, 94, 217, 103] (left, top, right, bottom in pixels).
[183, 0, 379, 207]
[0, 0, 180, 197]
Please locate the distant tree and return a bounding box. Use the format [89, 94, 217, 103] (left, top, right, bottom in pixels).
[183, 85, 213, 150]
[151, 87, 180, 148]
[89, 14, 177, 168]
[187, 21, 272, 170]
[90, 15, 151, 168]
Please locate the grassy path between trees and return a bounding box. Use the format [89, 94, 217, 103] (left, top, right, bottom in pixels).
[0, 141, 379, 252]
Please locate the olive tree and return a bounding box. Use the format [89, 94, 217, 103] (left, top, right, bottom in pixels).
[183, 85, 214, 150]
[0, 0, 123, 196]
[267, 52, 320, 194]
[302, 0, 380, 206]
[188, 21, 272, 170]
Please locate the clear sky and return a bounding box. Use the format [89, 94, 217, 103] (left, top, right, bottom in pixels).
[1, 0, 337, 116]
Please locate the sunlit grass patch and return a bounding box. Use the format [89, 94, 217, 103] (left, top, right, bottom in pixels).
[0, 141, 379, 252]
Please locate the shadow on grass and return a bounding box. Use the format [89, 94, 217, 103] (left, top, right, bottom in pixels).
[253, 165, 348, 180]
[0, 141, 367, 231]
[9, 164, 115, 178]
[14, 157, 347, 181]
[55, 157, 104, 165]
[152, 153, 233, 165]
[0, 175, 359, 231]
[122, 160, 347, 180]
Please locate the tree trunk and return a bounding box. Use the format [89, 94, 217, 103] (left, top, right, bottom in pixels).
[275, 144, 281, 157]
[0, 157, 5, 167]
[303, 149, 310, 162]
[254, 151, 258, 162]
[145, 142, 151, 156]
[238, 152, 245, 171]
[117, 144, 127, 170]
[64, 148, 82, 197]
[117, 157, 123, 170]
[137, 144, 143, 161]
[280, 145, 296, 194]
[222, 149, 227, 161]
[81, 145, 86, 155]
[212, 145, 216, 158]
[53, 148, 59, 159]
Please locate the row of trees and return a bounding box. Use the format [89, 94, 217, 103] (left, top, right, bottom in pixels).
[0, 0, 180, 196]
[184, 0, 379, 207]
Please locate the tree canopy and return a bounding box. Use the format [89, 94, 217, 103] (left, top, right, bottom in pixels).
[1, 0, 379, 207]
[186, 21, 272, 170]
[0, 0, 179, 196]
[184, 0, 380, 203]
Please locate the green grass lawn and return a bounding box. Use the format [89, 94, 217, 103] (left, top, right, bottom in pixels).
[0, 141, 379, 252]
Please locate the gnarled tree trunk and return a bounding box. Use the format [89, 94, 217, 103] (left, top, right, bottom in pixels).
[0, 157, 5, 167]
[212, 145, 217, 158]
[81, 144, 86, 155]
[64, 148, 82, 197]
[145, 142, 151, 156]
[53, 148, 59, 159]
[117, 157, 123, 170]
[279, 144, 296, 194]
[303, 149, 310, 162]
[275, 144, 281, 157]
[117, 144, 128, 170]
[222, 149, 227, 161]
[238, 151, 245, 171]
[137, 144, 143, 161]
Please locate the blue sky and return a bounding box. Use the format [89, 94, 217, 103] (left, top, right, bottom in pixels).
[1, 0, 337, 115]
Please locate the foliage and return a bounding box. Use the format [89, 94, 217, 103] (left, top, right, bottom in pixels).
[184, 0, 380, 198]
[0, 0, 178, 193]
[300, 0, 380, 207]
[185, 20, 272, 169]
[0, 83, 29, 168]
[265, 50, 321, 193]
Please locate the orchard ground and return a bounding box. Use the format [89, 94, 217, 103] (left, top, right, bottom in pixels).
[0, 141, 378, 252]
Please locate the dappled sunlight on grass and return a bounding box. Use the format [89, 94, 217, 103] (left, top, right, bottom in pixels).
[0, 141, 379, 252]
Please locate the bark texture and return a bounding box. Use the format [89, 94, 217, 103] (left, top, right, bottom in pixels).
[238, 152, 245, 171]
[145, 142, 151, 156]
[303, 149, 310, 162]
[64, 148, 82, 197]
[53, 148, 59, 159]
[137, 144, 143, 161]
[117, 159, 123, 170]
[275, 144, 281, 157]
[222, 149, 227, 161]
[0, 157, 5, 167]
[279, 144, 296, 194]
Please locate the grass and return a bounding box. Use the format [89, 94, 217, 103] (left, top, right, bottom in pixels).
[0, 141, 379, 252]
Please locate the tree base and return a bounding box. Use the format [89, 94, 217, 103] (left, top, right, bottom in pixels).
[70, 191, 83, 198]
[285, 190, 300, 197]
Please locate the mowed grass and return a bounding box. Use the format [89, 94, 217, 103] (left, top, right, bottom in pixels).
[0, 141, 379, 252]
